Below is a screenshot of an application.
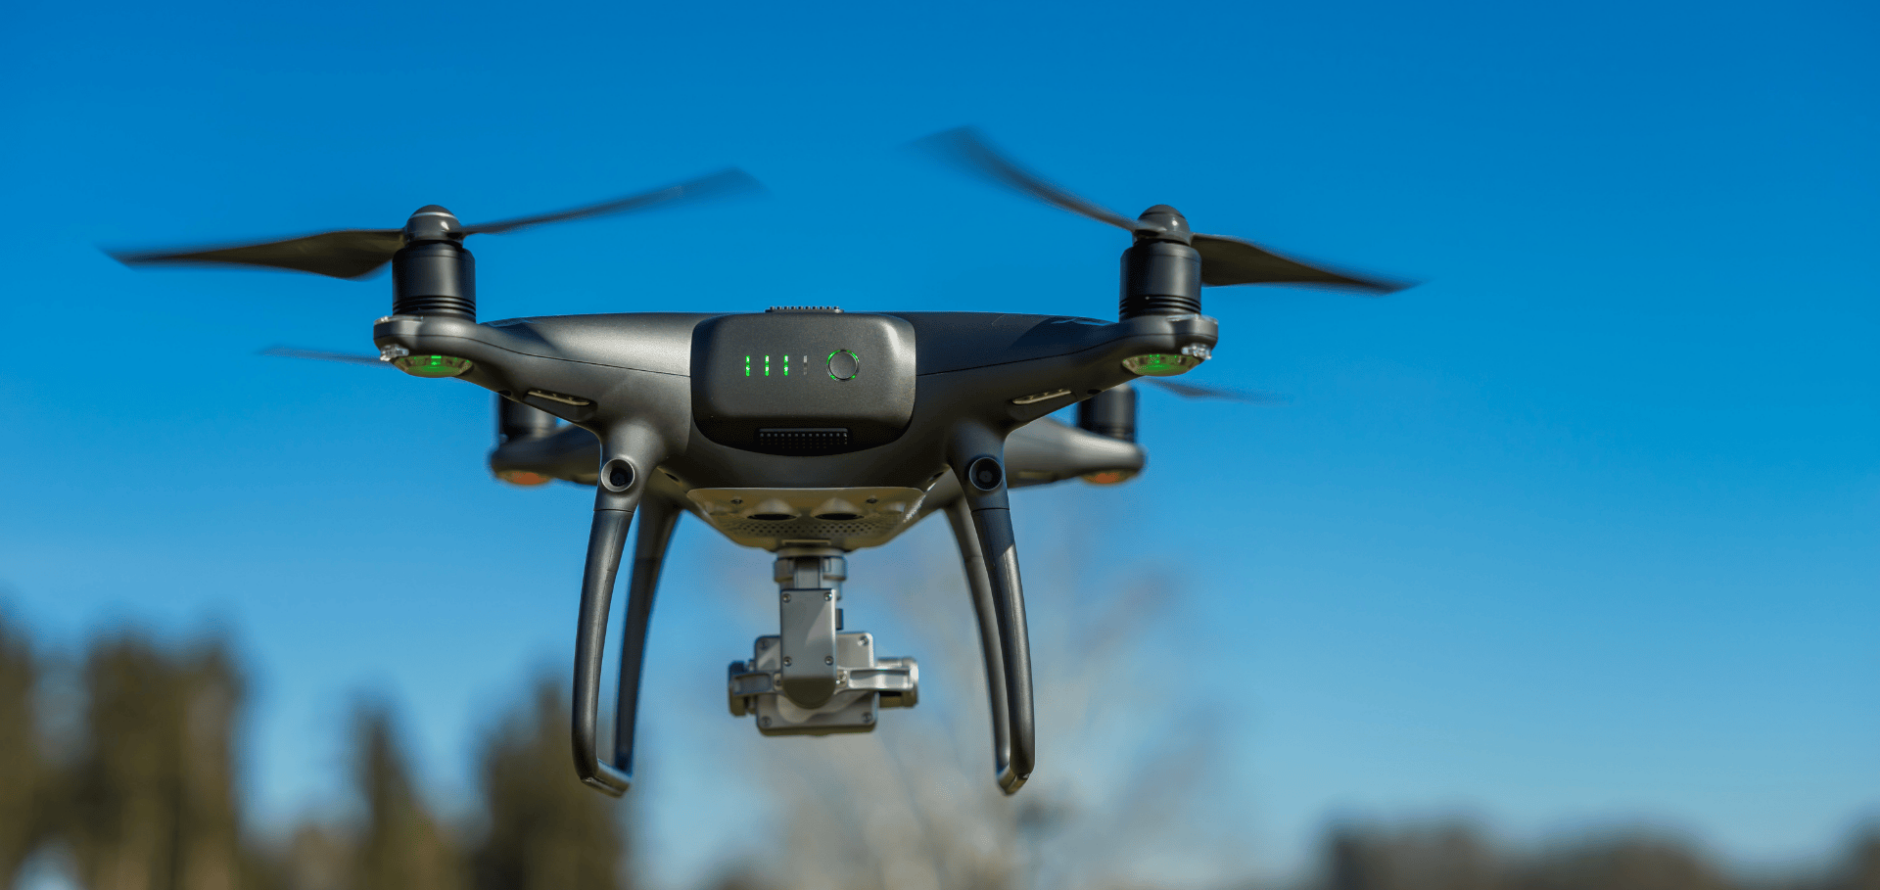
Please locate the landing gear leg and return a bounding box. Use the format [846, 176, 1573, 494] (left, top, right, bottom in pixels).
[949, 426, 1035, 794]
[946, 495, 1016, 791]
[570, 430, 666, 795]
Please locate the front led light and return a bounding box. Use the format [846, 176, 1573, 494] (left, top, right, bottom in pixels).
[393, 354, 474, 378]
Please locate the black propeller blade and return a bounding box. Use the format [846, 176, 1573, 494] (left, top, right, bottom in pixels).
[915, 127, 1407, 294]
[1139, 377, 1286, 404]
[917, 127, 1154, 234]
[110, 168, 763, 280]
[259, 346, 389, 367]
[459, 168, 759, 236]
[1190, 233, 1402, 291]
[113, 230, 407, 280]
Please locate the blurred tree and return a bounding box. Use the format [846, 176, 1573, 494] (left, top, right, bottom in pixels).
[1517, 833, 1736, 890]
[1323, 821, 1502, 890]
[1822, 826, 1880, 890]
[277, 824, 351, 890]
[64, 634, 253, 890]
[702, 866, 781, 890]
[1317, 822, 1763, 890]
[471, 677, 631, 890]
[352, 702, 465, 890]
[0, 609, 44, 886]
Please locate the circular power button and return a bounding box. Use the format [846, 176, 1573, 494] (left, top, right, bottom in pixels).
[827, 349, 860, 381]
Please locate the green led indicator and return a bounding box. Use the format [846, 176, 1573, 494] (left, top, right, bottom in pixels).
[393, 354, 474, 378]
[744, 355, 750, 377]
[1135, 354, 1181, 373]
[1122, 352, 1199, 377]
[784, 354, 789, 376]
[764, 355, 770, 377]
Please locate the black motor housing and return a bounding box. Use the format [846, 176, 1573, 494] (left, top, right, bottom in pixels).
[497, 394, 559, 445]
[393, 241, 476, 321]
[1077, 384, 1137, 442]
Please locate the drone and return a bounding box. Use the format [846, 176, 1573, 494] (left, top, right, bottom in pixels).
[111, 128, 1405, 797]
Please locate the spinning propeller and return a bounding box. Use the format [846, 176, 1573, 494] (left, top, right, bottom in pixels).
[916, 127, 1407, 294]
[1137, 377, 1284, 403]
[109, 169, 762, 280]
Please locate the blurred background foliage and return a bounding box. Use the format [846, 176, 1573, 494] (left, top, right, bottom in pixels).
[0, 601, 1872, 890]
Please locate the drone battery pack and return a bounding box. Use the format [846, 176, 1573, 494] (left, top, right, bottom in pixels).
[690, 312, 916, 454]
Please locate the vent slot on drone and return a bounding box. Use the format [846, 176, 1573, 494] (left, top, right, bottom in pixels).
[755, 428, 851, 455]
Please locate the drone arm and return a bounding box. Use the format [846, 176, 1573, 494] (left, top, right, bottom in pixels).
[570, 425, 669, 796]
[945, 494, 1015, 789]
[948, 425, 1036, 794]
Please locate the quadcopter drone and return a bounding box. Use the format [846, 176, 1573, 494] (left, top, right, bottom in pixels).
[112, 128, 1404, 797]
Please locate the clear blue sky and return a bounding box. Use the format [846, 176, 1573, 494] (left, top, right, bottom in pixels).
[1, 0, 1874, 884]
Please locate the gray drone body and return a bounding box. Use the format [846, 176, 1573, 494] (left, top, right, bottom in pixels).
[113, 128, 1403, 799]
[373, 281, 1215, 798]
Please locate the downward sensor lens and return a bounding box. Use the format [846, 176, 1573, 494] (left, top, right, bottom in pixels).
[601, 459, 636, 492]
[967, 457, 1003, 491]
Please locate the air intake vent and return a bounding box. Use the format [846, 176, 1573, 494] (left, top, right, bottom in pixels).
[754, 428, 851, 455]
[765, 306, 843, 313]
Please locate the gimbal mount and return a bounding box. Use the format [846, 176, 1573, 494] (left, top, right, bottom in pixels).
[726, 547, 919, 734]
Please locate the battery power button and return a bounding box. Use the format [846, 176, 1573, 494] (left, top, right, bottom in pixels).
[827, 349, 860, 381]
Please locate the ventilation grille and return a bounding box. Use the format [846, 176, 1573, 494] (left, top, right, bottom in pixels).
[754, 428, 851, 455]
[765, 306, 843, 313]
[715, 514, 909, 539]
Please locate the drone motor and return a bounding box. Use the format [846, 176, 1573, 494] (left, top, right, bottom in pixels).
[392, 205, 475, 321]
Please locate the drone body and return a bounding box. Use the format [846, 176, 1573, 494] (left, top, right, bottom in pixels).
[112, 128, 1403, 798]
[372, 288, 1215, 797]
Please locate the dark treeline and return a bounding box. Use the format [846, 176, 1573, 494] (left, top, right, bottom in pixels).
[0, 611, 624, 890]
[1314, 821, 1877, 890]
[0, 609, 1873, 890]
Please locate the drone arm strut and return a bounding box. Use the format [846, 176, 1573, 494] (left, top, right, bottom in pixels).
[945, 495, 1016, 790]
[571, 425, 670, 796]
[948, 426, 1036, 794]
[611, 496, 680, 788]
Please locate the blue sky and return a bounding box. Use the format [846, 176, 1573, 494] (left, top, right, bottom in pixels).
[1, 0, 1875, 884]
